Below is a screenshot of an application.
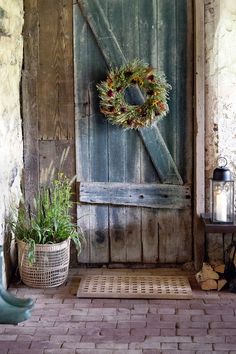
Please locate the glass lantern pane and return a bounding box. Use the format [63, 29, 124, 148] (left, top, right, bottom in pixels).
[212, 181, 234, 223]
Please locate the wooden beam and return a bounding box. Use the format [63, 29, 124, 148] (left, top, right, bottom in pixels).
[139, 127, 183, 184]
[22, 0, 40, 204]
[79, 182, 191, 209]
[38, 0, 74, 140]
[194, 0, 205, 270]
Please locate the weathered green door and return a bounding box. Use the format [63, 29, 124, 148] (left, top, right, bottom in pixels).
[74, 0, 193, 264]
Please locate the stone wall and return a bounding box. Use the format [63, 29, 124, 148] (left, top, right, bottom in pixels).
[205, 0, 236, 260]
[0, 0, 23, 285]
[205, 0, 236, 194]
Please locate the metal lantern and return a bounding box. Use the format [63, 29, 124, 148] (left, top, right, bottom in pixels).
[211, 158, 234, 224]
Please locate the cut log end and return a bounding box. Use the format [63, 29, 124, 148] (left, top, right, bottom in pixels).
[200, 279, 218, 290]
[213, 264, 225, 274]
[195, 263, 219, 283]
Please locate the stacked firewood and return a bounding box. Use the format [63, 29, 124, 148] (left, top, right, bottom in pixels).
[195, 262, 227, 291]
[196, 242, 236, 291]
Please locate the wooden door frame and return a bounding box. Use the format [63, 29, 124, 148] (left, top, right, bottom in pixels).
[193, 0, 205, 270]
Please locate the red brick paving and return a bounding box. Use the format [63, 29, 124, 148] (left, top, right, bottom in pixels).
[0, 269, 236, 354]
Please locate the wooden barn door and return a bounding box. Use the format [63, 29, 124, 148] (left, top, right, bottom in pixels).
[74, 0, 193, 264]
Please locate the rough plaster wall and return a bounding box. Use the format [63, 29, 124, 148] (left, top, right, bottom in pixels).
[205, 0, 236, 260]
[205, 0, 220, 194]
[0, 0, 23, 284]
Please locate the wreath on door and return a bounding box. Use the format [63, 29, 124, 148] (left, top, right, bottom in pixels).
[97, 60, 171, 129]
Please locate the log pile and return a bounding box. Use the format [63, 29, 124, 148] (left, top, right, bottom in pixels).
[196, 243, 236, 292]
[195, 262, 227, 291]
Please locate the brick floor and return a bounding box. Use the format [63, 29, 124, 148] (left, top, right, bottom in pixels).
[0, 268, 236, 354]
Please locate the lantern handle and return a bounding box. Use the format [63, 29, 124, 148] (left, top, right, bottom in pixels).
[217, 156, 228, 168]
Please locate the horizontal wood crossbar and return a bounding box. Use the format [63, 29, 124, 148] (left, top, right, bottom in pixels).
[78, 182, 191, 209]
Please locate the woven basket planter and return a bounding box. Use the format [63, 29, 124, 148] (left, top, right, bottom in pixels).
[17, 238, 70, 288]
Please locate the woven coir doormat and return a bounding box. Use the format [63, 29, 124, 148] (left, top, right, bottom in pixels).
[77, 275, 192, 299]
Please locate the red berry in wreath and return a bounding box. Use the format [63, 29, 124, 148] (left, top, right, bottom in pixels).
[107, 89, 114, 97]
[147, 74, 155, 81]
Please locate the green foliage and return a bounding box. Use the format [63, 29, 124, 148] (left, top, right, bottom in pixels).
[11, 173, 85, 265]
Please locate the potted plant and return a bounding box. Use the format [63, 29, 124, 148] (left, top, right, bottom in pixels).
[10, 167, 85, 288]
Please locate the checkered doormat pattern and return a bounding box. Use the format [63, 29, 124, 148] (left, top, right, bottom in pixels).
[77, 274, 192, 299]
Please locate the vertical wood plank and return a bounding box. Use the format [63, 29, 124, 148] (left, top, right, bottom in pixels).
[122, 0, 141, 262]
[194, 0, 205, 270]
[38, 0, 74, 140]
[158, 209, 192, 263]
[88, 0, 109, 264]
[176, 0, 187, 179]
[142, 208, 159, 263]
[22, 0, 39, 205]
[173, 0, 193, 264]
[157, 0, 177, 163]
[185, 0, 194, 185]
[73, 2, 91, 263]
[139, 0, 159, 185]
[108, 0, 127, 263]
[89, 135, 109, 264]
[39, 141, 75, 183]
[75, 0, 109, 263]
[139, 0, 159, 263]
[157, 0, 193, 264]
[23, 0, 76, 211]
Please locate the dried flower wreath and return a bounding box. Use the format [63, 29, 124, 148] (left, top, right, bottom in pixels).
[97, 60, 171, 129]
